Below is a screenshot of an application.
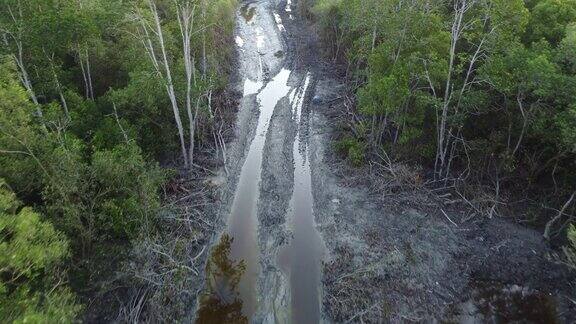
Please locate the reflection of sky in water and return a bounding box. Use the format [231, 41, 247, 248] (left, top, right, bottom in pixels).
[273, 12, 285, 32]
[243, 79, 262, 96]
[255, 27, 266, 49]
[256, 35, 266, 48]
[278, 73, 325, 324]
[256, 36, 266, 49]
[226, 69, 293, 319]
[201, 1, 325, 321]
[235, 36, 244, 48]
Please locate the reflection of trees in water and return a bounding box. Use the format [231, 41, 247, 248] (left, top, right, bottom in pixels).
[197, 234, 248, 324]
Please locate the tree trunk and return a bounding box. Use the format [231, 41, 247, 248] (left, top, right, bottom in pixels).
[85, 48, 94, 100]
[436, 0, 468, 179]
[46, 51, 70, 119]
[512, 93, 528, 157]
[13, 44, 42, 116]
[201, 0, 207, 78]
[147, 0, 189, 167]
[177, 1, 197, 167]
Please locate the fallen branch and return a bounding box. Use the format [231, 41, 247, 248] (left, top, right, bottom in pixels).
[441, 209, 458, 227]
[544, 191, 576, 240]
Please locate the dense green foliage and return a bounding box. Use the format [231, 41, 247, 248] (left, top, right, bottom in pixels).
[310, 0, 576, 264]
[0, 179, 81, 322]
[0, 59, 165, 245]
[2, 0, 574, 319]
[0, 0, 236, 320]
[312, 0, 576, 232]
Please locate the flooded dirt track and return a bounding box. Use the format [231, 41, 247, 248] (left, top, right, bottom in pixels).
[226, 68, 292, 318]
[277, 73, 325, 324]
[197, 0, 326, 323]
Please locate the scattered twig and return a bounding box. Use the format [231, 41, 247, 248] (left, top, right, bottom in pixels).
[441, 209, 458, 227]
[544, 191, 576, 240]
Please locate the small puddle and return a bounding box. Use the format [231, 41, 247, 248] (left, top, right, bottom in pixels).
[285, 0, 292, 12]
[455, 281, 559, 323]
[196, 234, 248, 323]
[273, 12, 285, 32]
[255, 27, 266, 49]
[243, 79, 262, 96]
[278, 73, 326, 324]
[285, 0, 294, 20]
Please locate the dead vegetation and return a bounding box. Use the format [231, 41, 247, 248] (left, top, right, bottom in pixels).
[323, 245, 388, 322]
[316, 85, 576, 322]
[115, 173, 218, 323]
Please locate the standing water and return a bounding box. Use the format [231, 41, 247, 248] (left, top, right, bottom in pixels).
[198, 1, 326, 322]
[279, 74, 326, 323]
[226, 69, 292, 318]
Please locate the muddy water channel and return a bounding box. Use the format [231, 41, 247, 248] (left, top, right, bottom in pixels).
[278, 74, 325, 324]
[197, 1, 325, 323]
[225, 68, 291, 318]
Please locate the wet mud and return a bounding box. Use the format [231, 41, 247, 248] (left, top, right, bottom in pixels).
[194, 0, 576, 323]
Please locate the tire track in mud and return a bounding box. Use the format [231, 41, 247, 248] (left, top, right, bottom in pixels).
[278, 73, 325, 324]
[197, 0, 576, 323]
[226, 68, 292, 318]
[256, 72, 324, 324]
[196, 1, 326, 323]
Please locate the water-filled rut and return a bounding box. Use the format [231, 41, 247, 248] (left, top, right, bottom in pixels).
[278, 73, 325, 324]
[196, 1, 326, 323]
[226, 68, 292, 318]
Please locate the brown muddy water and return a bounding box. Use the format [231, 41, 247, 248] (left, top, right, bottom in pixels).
[197, 1, 327, 322]
[225, 69, 292, 318]
[278, 73, 326, 324]
[198, 70, 327, 323]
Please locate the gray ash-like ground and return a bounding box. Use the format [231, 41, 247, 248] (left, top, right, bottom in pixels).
[277, 0, 576, 322]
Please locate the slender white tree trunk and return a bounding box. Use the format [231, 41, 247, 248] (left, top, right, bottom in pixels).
[5, 4, 45, 122]
[544, 191, 576, 240]
[137, 0, 189, 167]
[512, 93, 528, 157]
[201, 0, 207, 78]
[436, 0, 468, 178]
[85, 47, 95, 100]
[78, 50, 95, 100]
[78, 49, 90, 98]
[45, 50, 70, 119]
[76, 0, 94, 100]
[14, 54, 38, 106]
[12, 41, 41, 115]
[177, 1, 197, 165]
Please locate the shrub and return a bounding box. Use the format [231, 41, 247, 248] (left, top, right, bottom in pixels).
[565, 225, 576, 269]
[336, 137, 366, 166]
[91, 143, 165, 238]
[0, 179, 81, 322]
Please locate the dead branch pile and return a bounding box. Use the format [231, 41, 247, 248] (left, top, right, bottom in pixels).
[114, 172, 219, 323]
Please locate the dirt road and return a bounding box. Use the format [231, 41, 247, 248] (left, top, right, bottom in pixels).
[195, 0, 576, 323]
[198, 0, 326, 322]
